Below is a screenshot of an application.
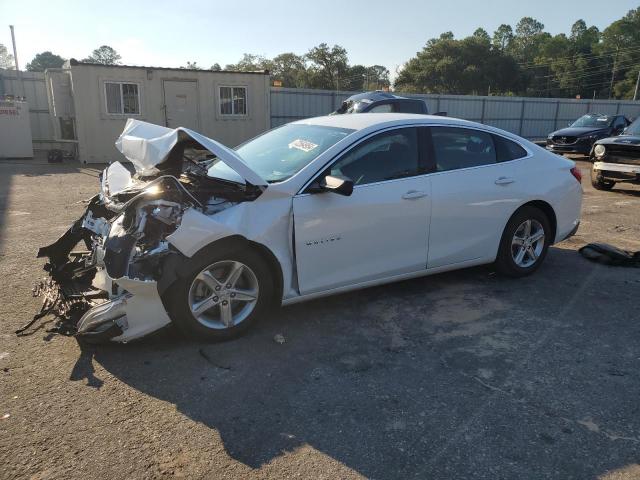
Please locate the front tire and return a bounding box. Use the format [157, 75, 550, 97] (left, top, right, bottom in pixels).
[495, 206, 551, 277]
[590, 168, 615, 191]
[163, 246, 274, 341]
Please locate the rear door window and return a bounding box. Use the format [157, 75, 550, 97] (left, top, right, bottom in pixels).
[430, 127, 497, 172]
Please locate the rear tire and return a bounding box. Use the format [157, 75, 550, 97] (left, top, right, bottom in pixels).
[163, 245, 274, 341]
[590, 167, 615, 190]
[495, 206, 551, 278]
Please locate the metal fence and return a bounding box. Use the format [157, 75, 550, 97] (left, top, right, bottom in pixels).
[270, 87, 640, 139]
[0, 70, 52, 143]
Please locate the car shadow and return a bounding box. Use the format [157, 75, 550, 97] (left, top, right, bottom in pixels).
[610, 186, 640, 197]
[87, 246, 640, 478]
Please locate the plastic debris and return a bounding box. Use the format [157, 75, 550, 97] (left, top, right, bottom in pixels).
[273, 334, 286, 344]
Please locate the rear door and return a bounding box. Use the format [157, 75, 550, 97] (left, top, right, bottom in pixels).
[427, 126, 527, 268]
[163, 80, 200, 130]
[293, 127, 432, 294]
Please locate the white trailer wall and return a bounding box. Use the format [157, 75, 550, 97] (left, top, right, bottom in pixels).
[68, 64, 271, 163]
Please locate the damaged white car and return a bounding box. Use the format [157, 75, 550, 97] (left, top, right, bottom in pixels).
[31, 114, 582, 343]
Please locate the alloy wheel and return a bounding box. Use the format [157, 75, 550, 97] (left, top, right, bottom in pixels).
[188, 260, 259, 329]
[511, 219, 545, 268]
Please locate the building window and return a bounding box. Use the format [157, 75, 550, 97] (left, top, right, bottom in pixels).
[219, 86, 247, 115]
[104, 82, 140, 115]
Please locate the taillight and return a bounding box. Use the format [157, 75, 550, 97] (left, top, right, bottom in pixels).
[570, 166, 582, 183]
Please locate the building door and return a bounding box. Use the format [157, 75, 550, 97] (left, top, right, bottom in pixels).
[163, 80, 199, 130]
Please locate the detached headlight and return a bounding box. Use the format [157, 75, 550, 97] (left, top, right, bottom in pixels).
[594, 144, 606, 158]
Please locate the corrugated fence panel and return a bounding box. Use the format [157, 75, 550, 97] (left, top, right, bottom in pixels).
[0, 70, 53, 141]
[270, 88, 640, 139]
[438, 96, 484, 120]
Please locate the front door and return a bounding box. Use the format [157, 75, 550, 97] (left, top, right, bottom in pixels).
[293, 127, 431, 295]
[163, 80, 199, 130]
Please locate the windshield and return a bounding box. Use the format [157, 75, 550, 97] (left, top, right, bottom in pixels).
[207, 124, 354, 183]
[624, 117, 640, 136]
[571, 114, 612, 128]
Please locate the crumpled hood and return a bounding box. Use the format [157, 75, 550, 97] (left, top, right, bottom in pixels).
[549, 126, 611, 138]
[115, 119, 267, 187]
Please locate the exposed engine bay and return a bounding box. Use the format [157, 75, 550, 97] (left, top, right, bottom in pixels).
[20, 120, 267, 342]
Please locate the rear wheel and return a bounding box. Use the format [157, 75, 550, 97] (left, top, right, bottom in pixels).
[495, 206, 551, 277]
[590, 167, 615, 191]
[164, 246, 274, 340]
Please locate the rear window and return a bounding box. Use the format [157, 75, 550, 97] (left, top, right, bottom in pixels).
[393, 101, 425, 114]
[492, 135, 528, 162]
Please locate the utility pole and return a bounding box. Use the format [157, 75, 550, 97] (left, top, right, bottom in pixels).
[608, 46, 619, 99]
[9, 25, 19, 72]
[634, 69, 640, 101]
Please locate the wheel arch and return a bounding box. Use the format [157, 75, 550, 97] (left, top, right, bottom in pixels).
[520, 200, 557, 244]
[158, 234, 284, 306]
[497, 200, 558, 257]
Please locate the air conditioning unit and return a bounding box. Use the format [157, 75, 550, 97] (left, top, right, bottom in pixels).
[0, 99, 33, 158]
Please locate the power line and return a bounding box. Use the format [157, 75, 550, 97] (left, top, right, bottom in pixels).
[516, 44, 640, 69]
[539, 61, 639, 84]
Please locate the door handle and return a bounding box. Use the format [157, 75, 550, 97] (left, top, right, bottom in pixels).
[495, 177, 515, 185]
[402, 190, 428, 200]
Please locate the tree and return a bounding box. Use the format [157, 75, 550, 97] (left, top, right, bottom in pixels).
[182, 61, 202, 70]
[270, 53, 307, 87]
[225, 53, 271, 72]
[511, 17, 547, 61]
[305, 43, 349, 90]
[366, 65, 390, 89]
[83, 45, 121, 65]
[473, 28, 491, 45]
[394, 32, 520, 95]
[210, 63, 221, 71]
[492, 24, 513, 51]
[26, 51, 65, 71]
[0, 44, 15, 69]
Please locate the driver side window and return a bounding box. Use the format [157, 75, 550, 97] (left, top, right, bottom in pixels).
[330, 128, 419, 185]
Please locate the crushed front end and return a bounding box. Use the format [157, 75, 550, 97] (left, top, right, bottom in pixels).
[24, 121, 266, 342]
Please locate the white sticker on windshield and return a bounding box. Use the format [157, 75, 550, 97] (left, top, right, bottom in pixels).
[289, 139, 318, 153]
[597, 118, 608, 122]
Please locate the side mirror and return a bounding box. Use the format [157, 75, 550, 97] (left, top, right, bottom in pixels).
[309, 175, 354, 196]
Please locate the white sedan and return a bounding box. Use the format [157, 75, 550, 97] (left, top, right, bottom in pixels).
[36, 114, 582, 342]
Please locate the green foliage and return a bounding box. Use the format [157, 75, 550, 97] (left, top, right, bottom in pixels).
[182, 61, 202, 70]
[395, 8, 640, 99]
[220, 44, 389, 90]
[82, 45, 121, 65]
[0, 43, 15, 70]
[26, 51, 65, 71]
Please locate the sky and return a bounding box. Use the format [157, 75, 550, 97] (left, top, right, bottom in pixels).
[1, 0, 638, 79]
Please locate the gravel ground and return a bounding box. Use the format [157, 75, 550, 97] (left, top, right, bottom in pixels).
[0, 158, 639, 480]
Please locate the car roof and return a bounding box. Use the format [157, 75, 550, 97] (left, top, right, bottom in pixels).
[344, 91, 406, 102]
[292, 113, 475, 131]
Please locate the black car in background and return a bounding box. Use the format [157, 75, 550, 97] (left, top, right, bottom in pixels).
[546, 113, 630, 155]
[332, 91, 429, 115]
[590, 117, 640, 190]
